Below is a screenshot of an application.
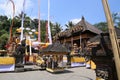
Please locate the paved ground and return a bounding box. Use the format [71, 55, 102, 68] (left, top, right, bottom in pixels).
[0, 66, 96, 80]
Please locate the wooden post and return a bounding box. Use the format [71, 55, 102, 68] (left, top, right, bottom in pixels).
[71, 37, 73, 47]
[80, 33, 82, 46]
[102, 0, 120, 79]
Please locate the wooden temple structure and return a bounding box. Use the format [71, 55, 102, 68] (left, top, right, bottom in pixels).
[54, 16, 102, 50]
[42, 42, 70, 72]
[86, 27, 120, 80]
[53, 16, 119, 79]
[53, 16, 102, 67]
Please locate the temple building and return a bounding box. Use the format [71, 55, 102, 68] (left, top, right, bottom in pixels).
[54, 16, 102, 50]
[54, 17, 120, 80]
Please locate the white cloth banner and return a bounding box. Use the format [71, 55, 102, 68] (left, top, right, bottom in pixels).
[0, 64, 15, 72]
[71, 62, 86, 67]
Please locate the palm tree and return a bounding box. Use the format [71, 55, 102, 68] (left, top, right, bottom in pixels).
[51, 22, 62, 36]
[94, 22, 108, 32]
[112, 12, 120, 28]
[65, 21, 74, 30]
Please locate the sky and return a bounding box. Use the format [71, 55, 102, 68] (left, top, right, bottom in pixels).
[0, 0, 120, 30]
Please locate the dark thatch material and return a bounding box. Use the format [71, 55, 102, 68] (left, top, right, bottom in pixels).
[42, 41, 70, 55]
[88, 33, 110, 44]
[87, 33, 113, 56]
[88, 35, 101, 43]
[87, 27, 120, 57]
[54, 16, 102, 40]
[75, 16, 102, 34]
[115, 27, 120, 38]
[89, 27, 120, 43]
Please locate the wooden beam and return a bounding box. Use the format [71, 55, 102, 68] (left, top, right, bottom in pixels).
[102, 0, 120, 79]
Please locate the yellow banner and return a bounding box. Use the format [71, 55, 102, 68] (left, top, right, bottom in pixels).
[0, 57, 15, 65]
[71, 57, 85, 63]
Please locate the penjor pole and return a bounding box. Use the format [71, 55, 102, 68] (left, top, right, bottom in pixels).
[20, 0, 26, 42]
[38, 0, 41, 42]
[48, 0, 52, 44]
[9, 0, 15, 43]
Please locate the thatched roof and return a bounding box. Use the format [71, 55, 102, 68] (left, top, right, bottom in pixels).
[88, 27, 120, 44]
[42, 41, 70, 55]
[88, 33, 110, 45]
[75, 16, 102, 34]
[87, 33, 114, 57]
[54, 16, 102, 40]
[115, 27, 120, 38]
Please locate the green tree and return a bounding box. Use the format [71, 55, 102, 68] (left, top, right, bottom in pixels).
[0, 15, 10, 49]
[0, 31, 9, 49]
[32, 19, 62, 42]
[0, 15, 10, 31]
[65, 21, 74, 30]
[94, 22, 108, 32]
[94, 13, 120, 32]
[51, 22, 62, 37]
[0, 14, 62, 49]
[112, 12, 120, 28]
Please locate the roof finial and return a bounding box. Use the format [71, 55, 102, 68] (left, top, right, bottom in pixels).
[82, 16, 85, 20]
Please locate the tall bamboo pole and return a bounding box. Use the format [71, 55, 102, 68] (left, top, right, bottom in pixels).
[48, 0, 52, 44]
[38, 0, 41, 42]
[9, 0, 15, 43]
[20, 0, 26, 41]
[102, 0, 120, 79]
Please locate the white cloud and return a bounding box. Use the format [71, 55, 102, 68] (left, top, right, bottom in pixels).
[70, 18, 81, 25]
[63, 18, 81, 30]
[65, 18, 81, 27]
[0, 0, 33, 18]
[30, 13, 47, 20]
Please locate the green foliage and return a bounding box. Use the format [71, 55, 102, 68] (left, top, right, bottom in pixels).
[40, 20, 46, 42]
[0, 15, 10, 31]
[112, 12, 120, 28]
[0, 16, 10, 49]
[0, 14, 62, 49]
[65, 21, 74, 29]
[51, 22, 62, 36]
[94, 22, 108, 32]
[0, 32, 9, 49]
[94, 13, 120, 32]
